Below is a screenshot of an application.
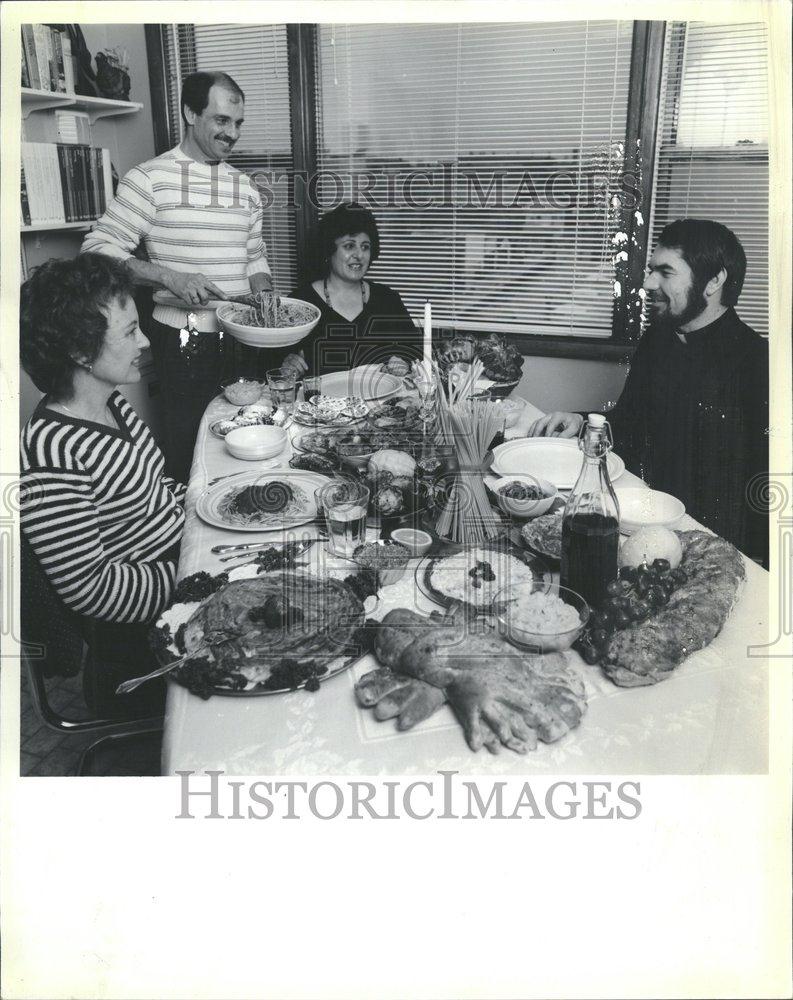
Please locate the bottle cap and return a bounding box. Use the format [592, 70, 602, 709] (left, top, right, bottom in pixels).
[587, 413, 606, 428]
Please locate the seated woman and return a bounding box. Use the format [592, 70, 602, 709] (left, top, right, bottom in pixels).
[20, 254, 185, 717]
[287, 202, 421, 376]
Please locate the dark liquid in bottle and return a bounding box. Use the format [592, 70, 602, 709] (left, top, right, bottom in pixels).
[560, 512, 620, 609]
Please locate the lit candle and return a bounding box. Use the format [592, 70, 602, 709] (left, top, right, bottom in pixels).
[423, 301, 432, 369]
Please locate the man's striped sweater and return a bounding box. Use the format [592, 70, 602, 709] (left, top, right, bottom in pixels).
[20, 392, 185, 624]
[82, 145, 271, 332]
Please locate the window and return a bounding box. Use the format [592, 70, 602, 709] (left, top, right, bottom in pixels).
[313, 22, 634, 338]
[161, 23, 298, 289]
[649, 21, 769, 334]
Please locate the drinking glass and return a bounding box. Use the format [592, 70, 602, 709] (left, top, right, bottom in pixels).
[303, 376, 322, 403]
[266, 367, 298, 414]
[318, 480, 370, 557]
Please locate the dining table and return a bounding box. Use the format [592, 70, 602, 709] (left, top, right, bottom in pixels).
[160, 380, 769, 776]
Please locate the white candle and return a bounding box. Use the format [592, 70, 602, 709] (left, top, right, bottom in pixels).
[423, 301, 432, 368]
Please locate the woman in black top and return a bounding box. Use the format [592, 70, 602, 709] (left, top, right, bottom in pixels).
[288, 202, 420, 376]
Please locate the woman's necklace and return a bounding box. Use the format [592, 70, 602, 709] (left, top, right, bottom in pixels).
[324, 277, 367, 311]
[57, 400, 114, 426]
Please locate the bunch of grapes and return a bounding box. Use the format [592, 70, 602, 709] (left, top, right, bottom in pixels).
[575, 558, 688, 664]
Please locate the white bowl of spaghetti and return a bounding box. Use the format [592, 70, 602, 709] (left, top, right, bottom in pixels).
[216, 295, 321, 348]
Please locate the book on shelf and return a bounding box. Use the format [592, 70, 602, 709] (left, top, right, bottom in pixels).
[56, 110, 91, 144]
[23, 24, 69, 93]
[21, 163, 31, 227]
[21, 26, 40, 90]
[21, 141, 111, 227]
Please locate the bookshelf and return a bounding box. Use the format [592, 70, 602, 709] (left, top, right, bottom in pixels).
[22, 88, 143, 122]
[21, 221, 92, 233]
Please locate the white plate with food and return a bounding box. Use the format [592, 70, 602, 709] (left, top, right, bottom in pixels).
[292, 395, 370, 427]
[152, 566, 367, 696]
[416, 542, 551, 614]
[491, 437, 625, 489]
[319, 366, 402, 402]
[196, 470, 331, 532]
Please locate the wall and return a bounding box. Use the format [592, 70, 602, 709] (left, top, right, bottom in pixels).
[515, 354, 629, 414]
[20, 24, 158, 426]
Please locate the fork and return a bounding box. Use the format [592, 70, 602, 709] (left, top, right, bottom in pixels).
[116, 643, 212, 695]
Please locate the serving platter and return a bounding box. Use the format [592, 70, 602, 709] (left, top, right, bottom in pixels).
[415, 538, 551, 615]
[491, 437, 625, 489]
[195, 470, 331, 532]
[152, 565, 370, 697]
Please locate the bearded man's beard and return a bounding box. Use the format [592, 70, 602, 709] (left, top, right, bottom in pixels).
[646, 276, 709, 332]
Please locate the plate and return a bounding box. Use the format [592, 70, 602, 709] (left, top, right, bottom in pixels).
[319, 367, 402, 401]
[152, 567, 369, 696]
[491, 437, 625, 489]
[415, 539, 551, 614]
[195, 470, 331, 532]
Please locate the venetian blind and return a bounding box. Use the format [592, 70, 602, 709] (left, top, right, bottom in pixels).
[649, 21, 769, 335]
[314, 21, 634, 338]
[161, 23, 297, 289]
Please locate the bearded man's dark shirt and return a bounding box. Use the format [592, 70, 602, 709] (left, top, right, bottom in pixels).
[607, 307, 768, 565]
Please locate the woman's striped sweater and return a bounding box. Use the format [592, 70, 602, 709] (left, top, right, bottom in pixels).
[20, 392, 186, 624]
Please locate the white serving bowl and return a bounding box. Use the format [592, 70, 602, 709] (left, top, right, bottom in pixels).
[484, 474, 558, 519]
[224, 425, 287, 461]
[615, 487, 685, 534]
[216, 297, 321, 349]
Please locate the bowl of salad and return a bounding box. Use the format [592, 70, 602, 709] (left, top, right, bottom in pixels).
[484, 474, 558, 519]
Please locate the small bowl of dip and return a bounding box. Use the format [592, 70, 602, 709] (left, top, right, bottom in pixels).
[219, 377, 265, 406]
[494, 583, 589, 653]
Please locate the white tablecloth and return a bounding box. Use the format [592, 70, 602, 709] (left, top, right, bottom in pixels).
[161, 393, 769, 776]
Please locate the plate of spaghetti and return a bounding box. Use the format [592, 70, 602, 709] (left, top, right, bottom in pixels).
[195, 470, 332, 532]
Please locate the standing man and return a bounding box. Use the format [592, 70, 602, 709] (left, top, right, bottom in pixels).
[529, 219, 769, 565]
[82, 71, 275, 482]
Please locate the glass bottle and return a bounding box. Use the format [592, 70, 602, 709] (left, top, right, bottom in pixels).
[560, 413, 621, 610]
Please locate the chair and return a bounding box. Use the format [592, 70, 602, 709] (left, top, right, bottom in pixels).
[20, 535, 163, 776]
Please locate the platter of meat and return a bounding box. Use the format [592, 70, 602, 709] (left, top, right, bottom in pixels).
[195, 470, 331, 532]
[152, 569, 369, 697]
[416, 540, 551, 614]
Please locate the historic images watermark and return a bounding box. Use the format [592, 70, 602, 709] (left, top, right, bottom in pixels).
[746, 472, 792, 658]
[175, 769, 643, 821]
[171, 159, 641, 213]
[1, 473, 46, 661]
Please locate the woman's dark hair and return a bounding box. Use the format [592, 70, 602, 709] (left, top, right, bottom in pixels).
[20, 254, 135, 398]
[658, 218, 747, 307]
[180, 71, 245, 127]
[318, 202, 381, 273]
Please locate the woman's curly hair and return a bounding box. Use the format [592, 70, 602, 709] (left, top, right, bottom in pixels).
[317, 202, 381, 273]
[20, 254, 135, 398]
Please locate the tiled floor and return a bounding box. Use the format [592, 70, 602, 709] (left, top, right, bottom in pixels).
[19, 667, 162, 777]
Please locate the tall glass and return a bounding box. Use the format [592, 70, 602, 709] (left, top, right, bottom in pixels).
[319, 480, 370, 557]
[266, 367, 298, 414]
[303, 376, 322, 403]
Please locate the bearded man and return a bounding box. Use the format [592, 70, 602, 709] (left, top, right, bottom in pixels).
[529, 219, 769, 564]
